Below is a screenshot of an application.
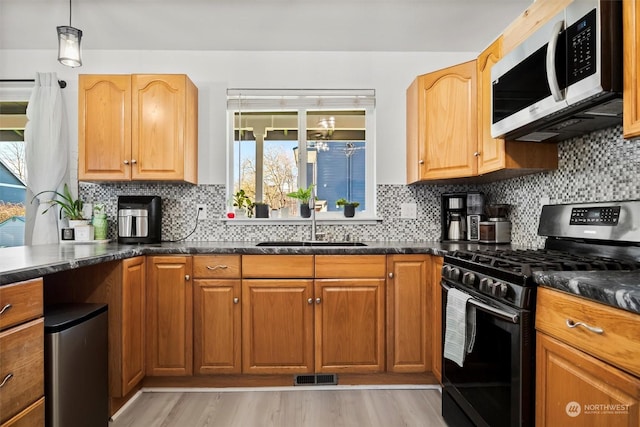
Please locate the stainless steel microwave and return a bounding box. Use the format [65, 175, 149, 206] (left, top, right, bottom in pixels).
[491, 0, 622, 143]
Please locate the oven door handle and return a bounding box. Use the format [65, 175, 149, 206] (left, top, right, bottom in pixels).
[442, 282, 520, 324]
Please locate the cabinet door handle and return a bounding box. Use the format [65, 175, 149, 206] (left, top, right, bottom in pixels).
[233, 297, 239, 304]
[388, 272, 394, 279]
[123, 160, 129, 165]
[419, 160, 425, 165]
[185, 275, 190, 281]
[206, 265, 228, 271]
[473, 151, 480, 157]
[131, 159, 137, 164]
[0, 303, 12, 315]
[316, 297, 321, 304]
[308, 298, 314, 305]
[0, 373, 13, 388]
[566, 319, 604, 335]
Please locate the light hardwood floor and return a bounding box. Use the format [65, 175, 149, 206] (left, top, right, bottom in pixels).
[110, 387, 447, 427]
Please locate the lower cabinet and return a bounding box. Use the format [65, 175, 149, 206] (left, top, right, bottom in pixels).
[386, 254, 431, 373]
[536, 332, 640, 426]
[146, 256, 193, 376]
[120, 257, 146, 395]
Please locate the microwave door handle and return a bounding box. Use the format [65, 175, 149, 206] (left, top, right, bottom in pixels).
[546, 19, 565, 102]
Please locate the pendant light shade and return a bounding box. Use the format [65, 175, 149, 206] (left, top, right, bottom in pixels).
[57, 0, 82, 67]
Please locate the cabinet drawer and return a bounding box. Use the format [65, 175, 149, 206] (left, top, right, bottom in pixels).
[193, 255, 241, 279]
[242, 255, 314, 278]
[1, 397, 44, 427]
[0, 279, 43, 331]
[0, 319, 44, 424]
[536, 287, 640, 377]
[315, 255, 386, 278]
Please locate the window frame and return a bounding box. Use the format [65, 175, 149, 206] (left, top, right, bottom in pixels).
[226, 89, 377, 221]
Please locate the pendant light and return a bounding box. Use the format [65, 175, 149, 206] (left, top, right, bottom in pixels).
[57, 0, 82, 67]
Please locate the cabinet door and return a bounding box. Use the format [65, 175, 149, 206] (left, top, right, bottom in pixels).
[132, 75, 198, 183]
[194, 279, 241, 374]
[121, 256, 145, 394]
[431, 256, 443, 383]
[78, 74, 132, 181]
[536, 332, 640, 427]
[242, 279, 314, 374]
[624, 0, 640, 138]
[420, 60, 478, 180]
[315, 278, 385, 373]
[386, 255, 430, 373]
[477, 37, 506, 175]
[146, 256, 193, 376]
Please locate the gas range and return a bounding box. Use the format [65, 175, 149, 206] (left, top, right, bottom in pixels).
[443, 247, 640, 309]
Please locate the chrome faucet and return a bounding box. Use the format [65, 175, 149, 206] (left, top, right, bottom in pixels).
[309, 185, 318, 242]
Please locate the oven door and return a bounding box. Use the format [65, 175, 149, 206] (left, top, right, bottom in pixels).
[441, 282, 534, 427]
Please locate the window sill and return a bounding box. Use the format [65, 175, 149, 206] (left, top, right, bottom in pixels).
[218, 217, 382, 226]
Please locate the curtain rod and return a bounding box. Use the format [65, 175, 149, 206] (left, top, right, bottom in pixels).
[0, 79, 67, 88]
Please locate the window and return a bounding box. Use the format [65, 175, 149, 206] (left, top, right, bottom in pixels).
[0, 98, 28, 247]
[227, 89, 375, 219]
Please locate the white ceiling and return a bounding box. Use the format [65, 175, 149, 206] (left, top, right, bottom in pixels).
[0, 0, 531, 53]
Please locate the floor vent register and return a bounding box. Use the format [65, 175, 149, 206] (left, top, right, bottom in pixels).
[293, 374, 338, 386]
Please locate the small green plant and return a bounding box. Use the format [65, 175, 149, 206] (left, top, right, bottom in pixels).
[336, 198, 360, 208]
[233, 189, 255, 217]
[32, 183, 86, 220]
[286, 184, 315, 204]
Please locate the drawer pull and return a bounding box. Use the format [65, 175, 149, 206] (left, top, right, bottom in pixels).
[0, 373, 13, 388]
[566, 319, 604, 335]
[0, 303, 12, 315]
[206, 265, 228, 271]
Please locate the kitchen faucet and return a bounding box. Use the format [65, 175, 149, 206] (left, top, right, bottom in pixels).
[309, 185, 318, 242]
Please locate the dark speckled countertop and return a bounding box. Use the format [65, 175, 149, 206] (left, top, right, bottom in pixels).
[0, 240, 488, 286]
[534, 270, 640, 315]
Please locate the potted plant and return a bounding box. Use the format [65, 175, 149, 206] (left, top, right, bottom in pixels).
[33, 183, 89, 227]
[232, 189, 255, 218]
[336, 198, 360, 218]
[286, 184, 315, 218]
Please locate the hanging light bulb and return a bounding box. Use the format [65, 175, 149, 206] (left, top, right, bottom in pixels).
[57, 0, 82, 67]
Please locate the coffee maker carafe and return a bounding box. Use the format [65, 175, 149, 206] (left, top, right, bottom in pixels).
[117, 196, 162, 244]
[447, 212, 464, 240]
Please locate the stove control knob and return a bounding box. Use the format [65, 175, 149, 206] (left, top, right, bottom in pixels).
[479, 278, 493, 293]
[442, 265, 452, 278]
[450, 268, 462, 281]
[497, 283, 508, 298]
[462, 272, 476, 286]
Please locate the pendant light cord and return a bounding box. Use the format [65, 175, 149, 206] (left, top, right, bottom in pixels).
[69, 0, 72, 26]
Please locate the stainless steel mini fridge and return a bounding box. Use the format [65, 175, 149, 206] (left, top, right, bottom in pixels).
[44, 303, 108, 427]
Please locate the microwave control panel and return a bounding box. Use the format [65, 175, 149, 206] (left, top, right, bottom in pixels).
[567, 8, 597, 85]
[570, 206, 620, 226]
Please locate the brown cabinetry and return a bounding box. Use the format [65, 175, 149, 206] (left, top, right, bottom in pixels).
[78, 74, 198, 183]
[536, 287, 640, 426]
[120, 257, 145, 395]
[0, 278, 44, 426]
[624, 0, 640, 138]
[241, 255, 314, 374]
[431, 256, 443, 383]
[386, 255, 431, 373]
[193, 255, 242, 374]
[406, 60, 478, 182]
[146, 256, 193, 376]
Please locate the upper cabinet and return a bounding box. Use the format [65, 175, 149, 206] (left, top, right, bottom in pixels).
[406, 60, 478, 182]
[624, 0, 640, 138]
[78, 74, 198, 183]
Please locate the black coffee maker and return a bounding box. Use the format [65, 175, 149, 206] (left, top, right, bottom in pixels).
[441, 192, 485, 241]
[117, 196, 162, 244]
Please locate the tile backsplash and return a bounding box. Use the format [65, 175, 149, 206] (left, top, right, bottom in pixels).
[80, 125, 639, 248]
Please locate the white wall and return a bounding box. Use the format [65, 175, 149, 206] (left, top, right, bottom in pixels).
[0, 49, 476, 185]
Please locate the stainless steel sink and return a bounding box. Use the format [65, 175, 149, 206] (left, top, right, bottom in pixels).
[256, 241, 367, 247]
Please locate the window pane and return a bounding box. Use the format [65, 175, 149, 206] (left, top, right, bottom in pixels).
[0, 101, 27, 247]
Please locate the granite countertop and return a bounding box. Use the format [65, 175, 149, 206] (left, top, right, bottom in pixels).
[534, 270, 640, 315]
[0, 240, 481, 286]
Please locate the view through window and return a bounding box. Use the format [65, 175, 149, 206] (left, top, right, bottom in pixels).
[228, 90, 374, 218]
[0, 100, 27, 247]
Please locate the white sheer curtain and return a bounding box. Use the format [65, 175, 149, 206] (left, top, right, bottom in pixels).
[24, 72, 68, 245]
